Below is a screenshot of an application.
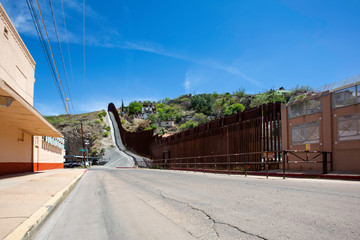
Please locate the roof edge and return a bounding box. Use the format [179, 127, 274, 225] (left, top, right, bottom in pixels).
[0, 4, 36, 68]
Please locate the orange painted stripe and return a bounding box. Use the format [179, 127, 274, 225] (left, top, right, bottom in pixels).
[35, 163, 64, 171]
[0, 162, 33, 176]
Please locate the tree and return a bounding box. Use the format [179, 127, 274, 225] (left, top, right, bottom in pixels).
[191, 94, 215, 115]
[128, 102, 143, 114]
[160, 97, 171, 104]
[224, 103, 245, 116]
[156, 103, 166, 109]
[148, 114, 157, 123]
[180, 98, 191, 110]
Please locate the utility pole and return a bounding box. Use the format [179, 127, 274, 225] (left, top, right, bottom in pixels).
[81, 121, 86, 167]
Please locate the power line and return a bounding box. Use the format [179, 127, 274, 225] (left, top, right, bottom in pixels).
[35, 0, 70, 114]
[48, 0, 74, 114]
[83, 0, 86, 98]
[60, 0, 76, 113]
[25, 0, 67, 111]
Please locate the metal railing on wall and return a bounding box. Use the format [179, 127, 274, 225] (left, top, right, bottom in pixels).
[138, 150, 332, 179]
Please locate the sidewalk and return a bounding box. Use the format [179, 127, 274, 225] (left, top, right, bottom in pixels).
[0, 168, 87, 240]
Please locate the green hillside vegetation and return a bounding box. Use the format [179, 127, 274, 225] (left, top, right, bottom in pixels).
[45, 109, 109, 157]
[43, 85, 310, 156]
[123, 86, 308, 136]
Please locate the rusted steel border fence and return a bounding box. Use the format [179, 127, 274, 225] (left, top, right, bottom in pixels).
[108, 102, 282, 172]
[150, 151, 283, 177]
[151, 102, 282, 171]
[108, 103, 153, 157]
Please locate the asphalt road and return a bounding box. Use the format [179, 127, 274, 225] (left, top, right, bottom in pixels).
[33, 168, 360, 240]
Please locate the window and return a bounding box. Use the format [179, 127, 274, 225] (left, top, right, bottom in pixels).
[305, 98, 321, 115]
[3, 27, 8, 39]
[332, 86, 359, 108]
[292, 121, 320, 145]
[338, 114, 360, 141]
[288, 98, 321, 119]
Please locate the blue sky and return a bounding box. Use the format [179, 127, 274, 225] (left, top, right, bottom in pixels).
[1, 0, 360, 115]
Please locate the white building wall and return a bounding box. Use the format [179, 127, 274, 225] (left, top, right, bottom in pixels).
[0, 4, 36, 105]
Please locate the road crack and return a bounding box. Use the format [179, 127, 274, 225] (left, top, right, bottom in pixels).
[159, 191, 219, 238]
[159, 191, 267, 240]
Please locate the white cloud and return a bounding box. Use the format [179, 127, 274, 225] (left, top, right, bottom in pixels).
[1, 1, 261, 88]
[184, 75, 191, 92]
[115, 41, 263, 88]
[183, 70, 204, 93]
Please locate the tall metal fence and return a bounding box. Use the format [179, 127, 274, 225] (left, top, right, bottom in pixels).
[108, 103, 153, 157]
[151, 102, 282, 171]
[108, 102, 282, 171]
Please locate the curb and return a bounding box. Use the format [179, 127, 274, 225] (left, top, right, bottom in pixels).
[4, 169, 88, 240]
[166, 168, 360, 181]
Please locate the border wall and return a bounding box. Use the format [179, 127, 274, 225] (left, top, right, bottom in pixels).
[108, 103, 153, 157]
[108, 102, 282, 171]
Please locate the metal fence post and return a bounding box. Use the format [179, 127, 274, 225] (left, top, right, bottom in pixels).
[282, 150, 285, 179]
[266, 157, 269, 179]
[245, 157, 248, 177]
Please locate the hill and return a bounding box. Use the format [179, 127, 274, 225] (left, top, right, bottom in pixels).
[45, 110, 111, 157]
[121, 86, 307, 136]
[44, 85, 309, 155]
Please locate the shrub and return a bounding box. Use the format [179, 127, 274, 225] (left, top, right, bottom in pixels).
[103, 131, 109, 137]
[179, 120, 198, 130]
[129, 102, 143, 114]
[90, 148, 98, 157]
[194, 113, 209, 124]
[191, 94, 215, 115]
[100, 148, 105, 155]
[137, 120, 150, 131]
[224, 103, 245, 115]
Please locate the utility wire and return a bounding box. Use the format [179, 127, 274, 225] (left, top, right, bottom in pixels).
[35, 0, 70, 114]
[83, 0, 86, 110]
[48, 0, 74, 114]
[60, 0, 76, 113]
[26, 0, 67, 111]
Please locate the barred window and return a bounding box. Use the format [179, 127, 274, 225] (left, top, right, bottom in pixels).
[332, 86, 358, 108]
[288, 98, 321, 119]
[338, 114, 360, 141]
[292, 121, 320, 145]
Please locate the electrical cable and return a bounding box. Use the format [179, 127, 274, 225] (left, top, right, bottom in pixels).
[25, 0, 67, 111]
[48, 0, 74, 114]
[60, 0, 76, 113]
[35, 0, 70, 114]
[83, 0, 86, 110]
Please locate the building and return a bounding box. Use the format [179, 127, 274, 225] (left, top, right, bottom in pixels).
[139, 101, 156, 119]
[281, 75, 360, 172]
[0, 4, 64, 176]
